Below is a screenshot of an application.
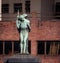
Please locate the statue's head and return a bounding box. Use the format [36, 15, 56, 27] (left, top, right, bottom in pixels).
[23, 14, 28, 19]
[18, 15, 24, 22]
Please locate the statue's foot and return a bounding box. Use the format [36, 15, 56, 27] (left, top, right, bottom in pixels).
[20, 52, 26, 55]
[20, 52, 24, 54]
[21, 52, 29, 54]
[26, 52, 29, 54]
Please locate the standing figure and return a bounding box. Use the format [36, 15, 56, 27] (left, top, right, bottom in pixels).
[16, 13, 31, 54]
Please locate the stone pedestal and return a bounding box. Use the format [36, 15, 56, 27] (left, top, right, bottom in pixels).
[4, 54, 40, 63]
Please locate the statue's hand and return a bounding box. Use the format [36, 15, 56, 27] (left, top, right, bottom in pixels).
[27, 25, 31, 32]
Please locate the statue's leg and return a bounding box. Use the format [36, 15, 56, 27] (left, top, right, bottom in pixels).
[20, 32, 24, 54]
[26, 38, 29, 54]
[23, 32, 28, 53]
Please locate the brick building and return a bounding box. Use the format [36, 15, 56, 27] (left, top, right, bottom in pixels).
[0, 0, 60, 63]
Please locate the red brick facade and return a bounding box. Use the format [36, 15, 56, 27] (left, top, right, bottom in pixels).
[0, 13, 60, 63]
[0, 20, 60, 40]
[0, 15, 60, 55]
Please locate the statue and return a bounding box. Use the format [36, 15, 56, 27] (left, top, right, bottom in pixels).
[16, 12, 31, 54]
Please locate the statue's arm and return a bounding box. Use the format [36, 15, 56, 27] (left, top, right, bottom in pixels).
[16, 19, 20, 29]
[27, 21, 31, 32]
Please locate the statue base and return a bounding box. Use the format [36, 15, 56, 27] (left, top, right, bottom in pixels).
[4, 53, 40, 63]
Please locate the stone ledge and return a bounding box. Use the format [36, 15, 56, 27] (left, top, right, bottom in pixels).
[4, 54, 40, 63]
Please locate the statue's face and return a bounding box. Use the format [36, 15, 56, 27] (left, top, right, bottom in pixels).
[18, 18, 24, 22]
[25, 16, 28, 19]
[20, 19, 24, 22]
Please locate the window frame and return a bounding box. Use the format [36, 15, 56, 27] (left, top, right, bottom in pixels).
[2, 4, 9, 14]
[25, 0, 30, 13]
[14, 3, 22, 13]
[37, 40, 60, 56]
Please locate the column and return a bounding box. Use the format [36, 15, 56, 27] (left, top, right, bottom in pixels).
[12, 41, 14, 54]
[45, 42, 46, 55]
[31, 40, 37, 56]
[57, 43, 59, 55]
[0, 0, 2, 21]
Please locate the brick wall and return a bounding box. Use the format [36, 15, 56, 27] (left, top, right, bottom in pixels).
[41, 56, 60, 63]
[0, 21, 19, 40]
[30, 20, 60, 40]
[0, 20, 60, 55]
[0, 20, 60, 41]
[0, 19, 60, 63]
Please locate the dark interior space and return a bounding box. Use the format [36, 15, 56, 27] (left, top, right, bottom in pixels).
[5, 41, 12, 54]
[0, 41, 3, 54]
[55, 2, 60, 19]
[37, 40, 60, 55]
[0, 40, 31, 54]
[37, 41, 45, 54]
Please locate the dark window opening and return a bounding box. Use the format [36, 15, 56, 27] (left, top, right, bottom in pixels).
[46, 41, 60, 55]
[55, 2, 60, 19]
[14, 3, 22, 13]
[0, 41, 3, 54]
[14, 41, 20, 53]
[37, 41, 45, 54]
[0, 40, 31, 54]
[28, 40, 31, 53]
[14, 40, 31, 54]
[2, 4, 9, 13]
[5, 41, 12, 54]
[25, 1, 30, 13]
[37, 40, 60, 55]
[46, 41, 51, 54]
